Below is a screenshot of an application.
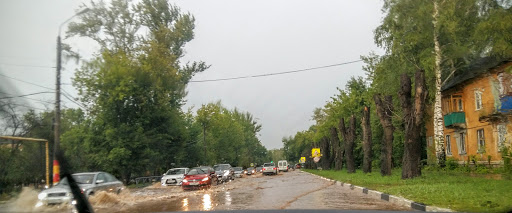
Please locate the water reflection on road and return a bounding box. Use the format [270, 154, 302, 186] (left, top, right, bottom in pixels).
[116, 170, 410, 212]
[202, 194, 212, 211]
[2, 170, 411, 212]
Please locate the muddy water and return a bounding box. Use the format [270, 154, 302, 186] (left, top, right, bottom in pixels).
[0, 171, 411, 212]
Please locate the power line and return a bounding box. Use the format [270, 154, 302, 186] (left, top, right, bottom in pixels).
[0, 102, 48, 111]
[0, 63, 54, 69]
[61, 88, 86, 108]
[62, 92, 86, 109]
[0, 73, 83, 108]
[0, 73, 54, 90]
[0, 92, 53, 104]
[189, 60, 363, 83]
[0, 91, 54, 100]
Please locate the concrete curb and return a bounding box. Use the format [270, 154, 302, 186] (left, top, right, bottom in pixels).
[302, 171, 453, 212]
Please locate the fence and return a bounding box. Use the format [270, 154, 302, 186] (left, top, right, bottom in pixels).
[134, 176, 162, 185]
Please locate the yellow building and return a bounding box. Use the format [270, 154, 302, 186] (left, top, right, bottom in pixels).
[426, 57, 512, 164]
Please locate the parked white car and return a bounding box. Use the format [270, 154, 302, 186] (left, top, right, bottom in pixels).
[161, 168, 189, 186]
[278, 160, 289, 172]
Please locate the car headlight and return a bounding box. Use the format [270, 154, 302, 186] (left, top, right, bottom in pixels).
[201, 177, 209, 181]
[224, 171, 230, 176]
[183, 179, 188, 183]
[38, 192, 47, 200]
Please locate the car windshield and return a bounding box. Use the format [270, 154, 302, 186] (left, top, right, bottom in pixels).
[73, 174, 95, 184]
[214, 165, 229, 171]
[166, 169, 186, 175]
[5, 1, 507, 212]
[187, 168, 206, 175]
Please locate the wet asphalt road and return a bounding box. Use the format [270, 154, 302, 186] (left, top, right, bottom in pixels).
[106, 170, 410, 212]
[2, 170, 411, 212]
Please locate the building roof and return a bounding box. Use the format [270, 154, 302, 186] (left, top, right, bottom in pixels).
[441, 57, 512, 91]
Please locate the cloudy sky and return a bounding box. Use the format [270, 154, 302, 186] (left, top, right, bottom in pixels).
[0, 0, 384, 149]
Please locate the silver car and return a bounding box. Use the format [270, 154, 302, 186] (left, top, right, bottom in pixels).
[37, 172, 123, 206]
[161, 168, 189, 186]
[234, 167, 244, 178]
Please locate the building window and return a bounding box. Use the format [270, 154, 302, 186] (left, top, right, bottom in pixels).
[458, 99, 463, 111]
[446, 135, 452, 155]
[498, 124, 507, 151]
[477, 129, 485, 153]
[458, 132, 466, 154]
[475, 90, 483, 110]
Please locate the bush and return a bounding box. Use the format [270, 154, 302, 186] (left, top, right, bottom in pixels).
[475, 166, 490, 174]
[446, 157, 459, 170]
[500, 147, 512, 175]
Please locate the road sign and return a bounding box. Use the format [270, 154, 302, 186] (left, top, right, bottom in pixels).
[311, 148, 322, 163]
[311, 148, 321, 158]
[250, 163, 254, 167]
[300, 157, 306, 163]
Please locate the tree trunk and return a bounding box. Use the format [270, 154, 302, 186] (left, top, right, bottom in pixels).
[329, 127, 343, 170]
[432, 0, 446, 166]
[362, 106, 372, 173]
[319, 137, 331, 170]
[337, 119, 346, 170]
[399, 70, 427, 179]
[340, 116, 356, 173]
[374, 94, 394, 176]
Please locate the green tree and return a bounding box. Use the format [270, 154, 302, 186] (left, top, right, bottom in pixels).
[68, 0, 208, 182]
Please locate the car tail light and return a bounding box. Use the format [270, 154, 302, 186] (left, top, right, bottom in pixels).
[273, 167, 276, 170]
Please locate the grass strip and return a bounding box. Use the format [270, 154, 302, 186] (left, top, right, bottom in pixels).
[304, 168, 512, 213]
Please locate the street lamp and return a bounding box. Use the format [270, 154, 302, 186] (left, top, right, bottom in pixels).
[53, 8, 90, 185]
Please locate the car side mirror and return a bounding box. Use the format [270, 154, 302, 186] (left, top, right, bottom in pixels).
[96, 179, 105, 184]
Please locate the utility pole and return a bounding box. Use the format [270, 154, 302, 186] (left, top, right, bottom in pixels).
[53, 8, 90, 185]
[53, 35, 62, 185]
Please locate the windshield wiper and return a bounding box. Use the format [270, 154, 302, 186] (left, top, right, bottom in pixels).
[57, 151, 94, 213]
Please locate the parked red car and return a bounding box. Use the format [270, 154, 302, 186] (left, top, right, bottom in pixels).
[182, 168, 213, 190]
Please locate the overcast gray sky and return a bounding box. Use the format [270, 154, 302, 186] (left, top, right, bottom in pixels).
[0, 0, 384, 149]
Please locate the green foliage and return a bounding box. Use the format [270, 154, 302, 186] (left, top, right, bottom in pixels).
[284, 0, 512, 175]
[501, 147, 512, 175]
[63, 0, 211, 181]
[445, 157, 459, 170]
[195, 102, 267, 167]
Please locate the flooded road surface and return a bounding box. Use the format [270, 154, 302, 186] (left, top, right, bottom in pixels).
[102, 170, 411, 212]
[1, 170, 411, 212]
